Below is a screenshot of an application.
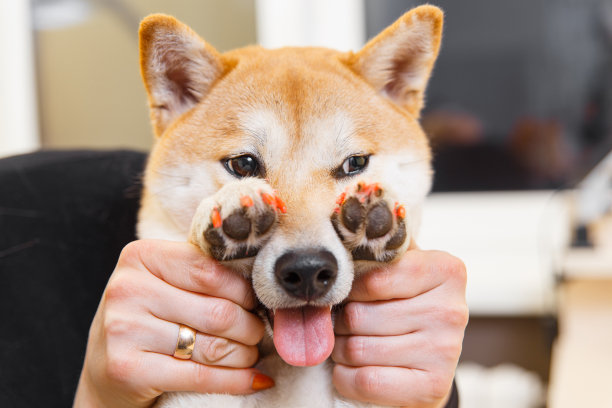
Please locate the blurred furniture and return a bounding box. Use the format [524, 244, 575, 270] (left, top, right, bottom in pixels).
[420, 191, 571, 316]
[548, 279, 612, 407]
[548, 150, 612, 406]
[549, 208, 612, 407]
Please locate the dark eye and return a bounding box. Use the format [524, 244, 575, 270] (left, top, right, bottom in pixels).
[224, 155, 260, 178]
[335, 155, 370, 178]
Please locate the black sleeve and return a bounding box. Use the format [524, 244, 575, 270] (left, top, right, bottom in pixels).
[445, 379, 459, 408]
[0, 150, 146, 408]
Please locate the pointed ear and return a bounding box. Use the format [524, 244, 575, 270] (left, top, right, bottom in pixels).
[348, 5, 443, 118]
[139, 14, 225, 136]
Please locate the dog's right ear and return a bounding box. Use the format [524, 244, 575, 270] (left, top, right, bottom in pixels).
[346, 5, 443, 118]
[139, 14, 224, 137]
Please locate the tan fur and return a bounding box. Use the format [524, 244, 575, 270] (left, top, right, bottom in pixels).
[137, 5, 443, 407]
[138, 7, 441, 231]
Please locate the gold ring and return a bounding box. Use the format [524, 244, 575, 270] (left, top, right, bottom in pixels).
[173, 324, 196, 360]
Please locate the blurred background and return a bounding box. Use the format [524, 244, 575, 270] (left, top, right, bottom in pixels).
[2, 0, 612, 407]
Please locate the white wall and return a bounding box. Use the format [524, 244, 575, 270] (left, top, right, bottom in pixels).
[419, 191, 571, 316]
[0, 0, 40, 157]
[255, 0, 365, 51]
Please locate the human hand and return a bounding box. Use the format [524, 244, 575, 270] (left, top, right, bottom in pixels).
[74, 240, 272, 408]
[332, 246, 468, 407]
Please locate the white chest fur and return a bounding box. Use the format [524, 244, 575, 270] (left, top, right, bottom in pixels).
[156, 354, 384, 408]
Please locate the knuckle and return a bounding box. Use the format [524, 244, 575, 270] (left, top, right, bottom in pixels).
[443, 304, 470, 328]
[343, 302, 365, 333]
[206, 301, 236, 333]
[244, 345, 260, 366]
[354, 367, 383, 399]
[344, 336, 367, 365]
[118, 240, 146, 267]
[365, 268, 392, 298]
[188, 260, 223, 293]
[200, 336, 234, 364]
[427, 372, 454, 400]
[105, 351, 138, 384]
[427, 302, 469, 330]
[104, 275, 139, 303]
[439, 252, 467, 282]
[102, 312, 133, 338]
[435, 337, 463, 363]
[249, 320, 265, 345]
[192, 363, 212, 390]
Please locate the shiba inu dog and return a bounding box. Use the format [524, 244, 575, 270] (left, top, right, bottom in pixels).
[137, 5, 443, 407]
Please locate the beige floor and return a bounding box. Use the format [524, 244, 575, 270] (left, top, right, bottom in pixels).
[548, 279, 612, 407]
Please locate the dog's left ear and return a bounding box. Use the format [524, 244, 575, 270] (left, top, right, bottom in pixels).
[139, 14, 226, 137]
[347, 5, 443, 118]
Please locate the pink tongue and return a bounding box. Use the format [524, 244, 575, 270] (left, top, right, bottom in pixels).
[273, 306, 334, 366]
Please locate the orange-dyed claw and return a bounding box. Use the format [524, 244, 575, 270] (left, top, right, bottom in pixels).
[371, 183, 382, 196]
[261, 192, 275, 207]
[274, 196, 287, 214]
[241, 195, 254, 208]
[361, 182, 381, 197]
[211, 207, 222, 228]
[395, 204, 406, 220]
[336, 192, 346, 205]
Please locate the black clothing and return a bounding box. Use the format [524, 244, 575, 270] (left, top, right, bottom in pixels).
[0, 150, 146, 407]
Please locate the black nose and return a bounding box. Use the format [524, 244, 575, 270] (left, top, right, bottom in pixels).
[274, 249, 338, 301]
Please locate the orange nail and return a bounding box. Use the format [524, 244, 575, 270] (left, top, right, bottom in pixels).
[241, 195, 254, 207]
[261, 192, 275, 207]
[372, 183, 382, 196]
[274, 196, 287, 214]
[336, 192, 346, 205]
[211, 208, 222, 228]
[396, 204, 406, 220]
[252, 373, 275, 391]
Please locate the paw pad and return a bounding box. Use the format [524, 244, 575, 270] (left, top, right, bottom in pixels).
[202, 191, 284, 261]
[332, 182, 408, 262]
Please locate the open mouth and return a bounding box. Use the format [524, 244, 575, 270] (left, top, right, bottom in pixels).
[265, 305, 336, 367]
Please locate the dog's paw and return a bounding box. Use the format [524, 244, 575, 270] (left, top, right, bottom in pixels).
[189, 178, 285, 261]
[331, 181, 408, 263]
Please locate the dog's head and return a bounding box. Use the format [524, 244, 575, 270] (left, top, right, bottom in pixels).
[138, 6, 443, 366]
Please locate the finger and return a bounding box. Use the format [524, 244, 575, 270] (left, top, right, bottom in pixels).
[334, 294, 468, 336]
[118, 240, 257, 309]
[333, 364, 452, 407]
[332, 332, 462, 371]
[140, 318, 259, 368]
[348, 249, 466, 302]
[144, 280, 265, 346]
[136, 353, 274, 395]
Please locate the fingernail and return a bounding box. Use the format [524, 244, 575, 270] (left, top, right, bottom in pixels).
[252, 373, 275, 391]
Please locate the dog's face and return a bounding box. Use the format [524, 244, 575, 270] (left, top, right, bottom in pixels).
[137, 6, 442, 366]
